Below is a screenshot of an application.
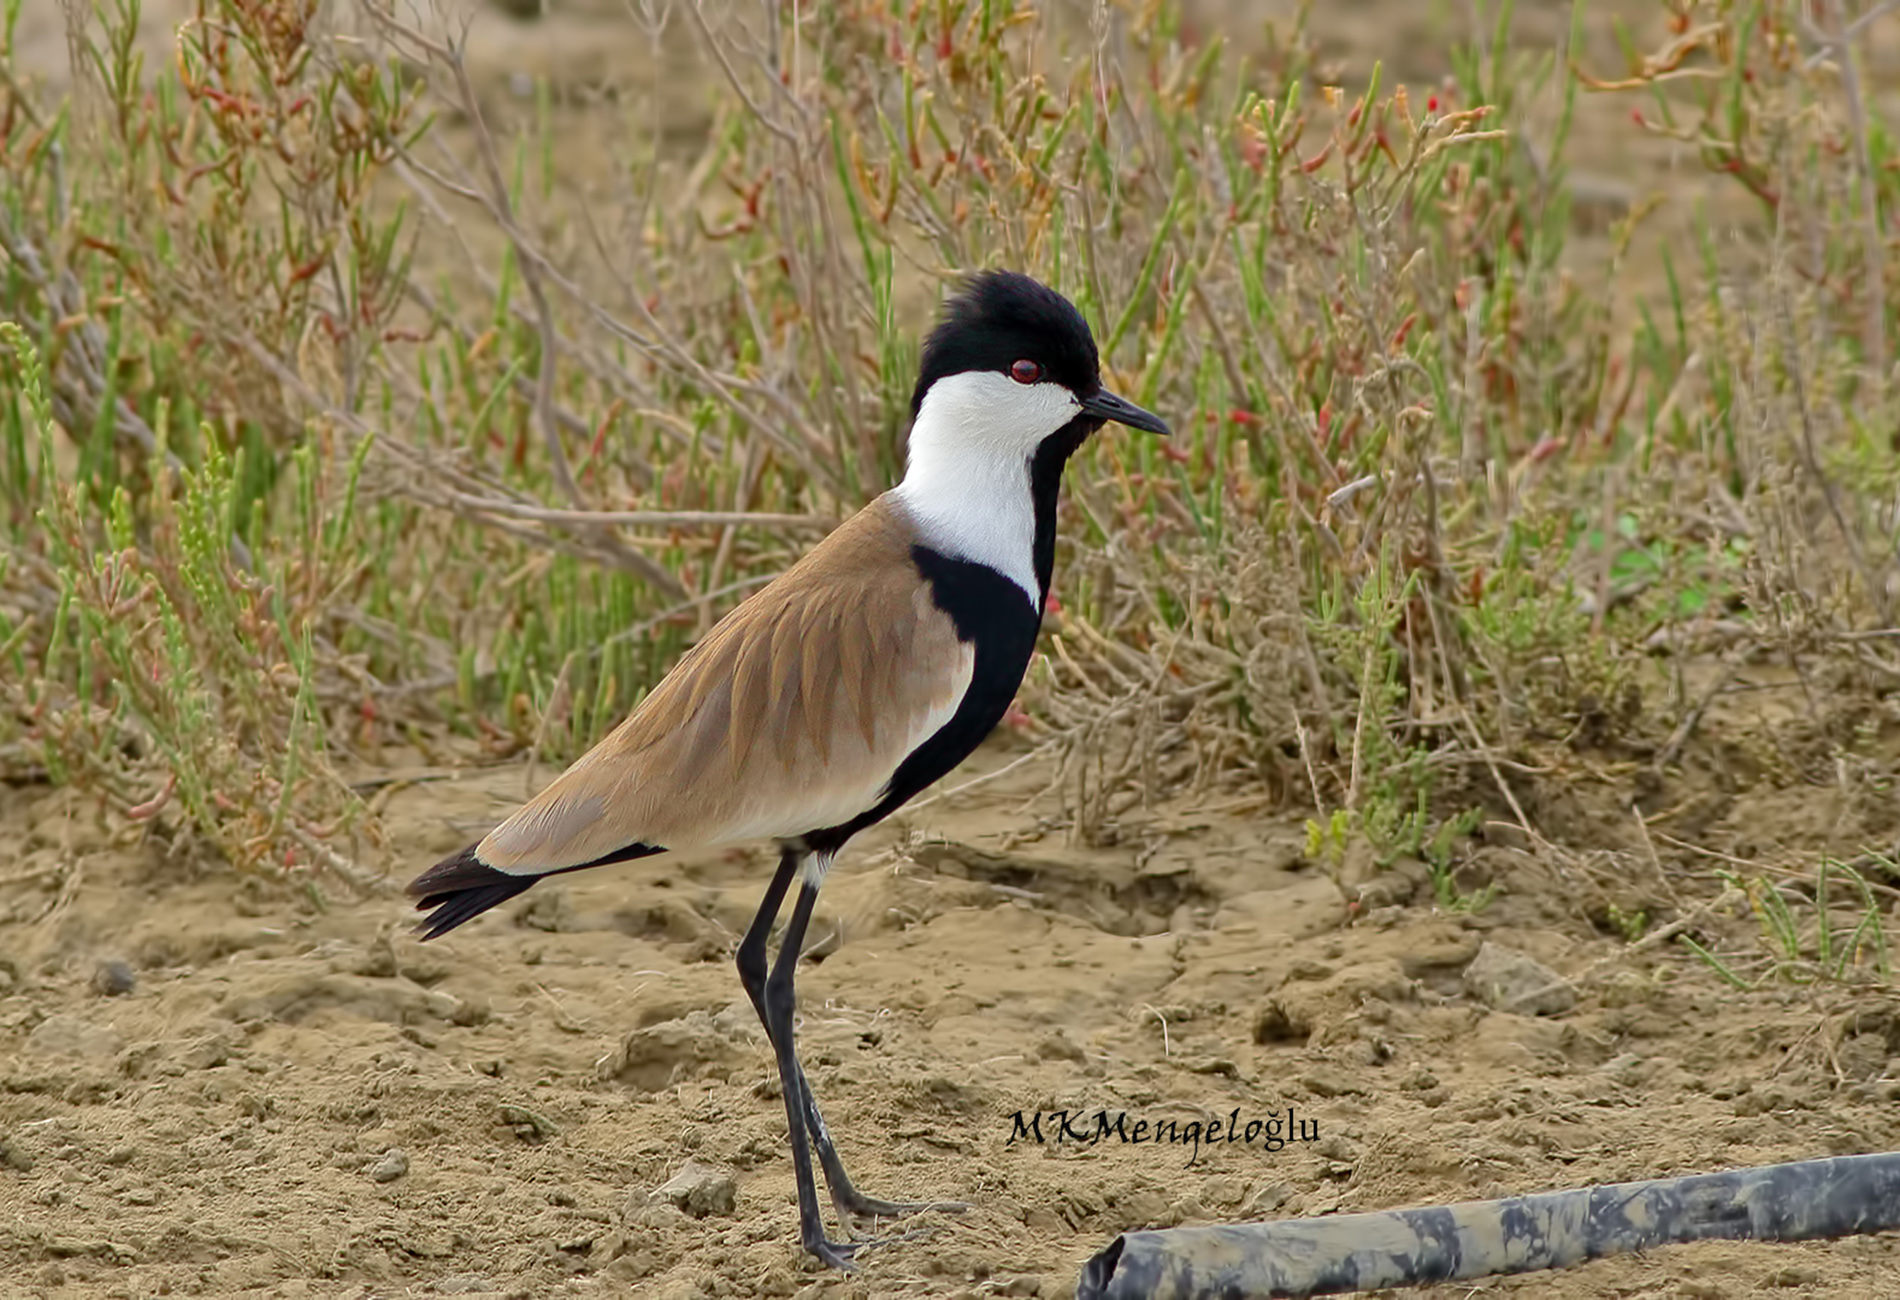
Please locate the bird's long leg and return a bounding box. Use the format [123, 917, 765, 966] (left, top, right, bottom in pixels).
[735, 847, 800, 1033]
[737, 850, 962, 1247]
[761, 868, 871, 1269]
[736, 851, 851, 1202]
[795, 1069, 967, 1223]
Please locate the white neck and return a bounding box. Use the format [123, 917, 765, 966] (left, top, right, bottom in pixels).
[890, 370, 1078, 608]
[893, 448, 1039, 606]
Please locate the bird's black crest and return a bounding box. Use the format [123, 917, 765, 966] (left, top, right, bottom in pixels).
[910, 270, 1101, 417]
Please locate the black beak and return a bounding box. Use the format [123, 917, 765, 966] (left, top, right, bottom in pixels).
[1079, 386, 1171, 437]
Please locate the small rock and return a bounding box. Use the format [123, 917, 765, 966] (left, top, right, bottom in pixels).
[1461, 942, 1577, 1016]
[0, 1136, 33, 1173]
[370, 1148, 410, 1183]
[447, 995, 490, 1028]
[1201, 1175, 1246, 1209]
[1245, 1180, 1294, 1216]
[1396, 931, 1482, 980]
[649, 1160, 737, 1218]
[1184, 1057, 1239, 1078]
[1314, 1135, 1358, 1163]
[26, 1014, 126, 1060]
[598, 1010, 754, 1092]
[1034, 1032, 1085, 1063]
[431, 1275, 497, 1295]
[178, 1034, 232, 1070]
[91, 961, 136, 997]
[1299, 1069, 1368, 1099]
[628, 1200, 686, 1230]
[1253, 998, 1310, 1045]
[1353, 866, 1424, 910]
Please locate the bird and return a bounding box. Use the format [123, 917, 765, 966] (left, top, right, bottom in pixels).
[406, 269, 1171, 1270]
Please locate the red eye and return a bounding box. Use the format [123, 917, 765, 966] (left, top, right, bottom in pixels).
[1009, 359, 1044, 384]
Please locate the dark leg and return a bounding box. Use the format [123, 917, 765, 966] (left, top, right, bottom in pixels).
[737, 851, 963, 1253]
[797, 1073, 965, 1223]
[734, 847, 800, 1036]
[763, 875, 865, 1268]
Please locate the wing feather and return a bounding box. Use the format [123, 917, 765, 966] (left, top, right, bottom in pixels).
[798, 598, 837, 763]
[471, 496, 971, 874]
[727, 604, 777, 774]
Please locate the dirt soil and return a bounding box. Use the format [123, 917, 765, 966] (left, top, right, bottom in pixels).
[10, 1, 1900, 1298]
[9, 668, 1900, 1300]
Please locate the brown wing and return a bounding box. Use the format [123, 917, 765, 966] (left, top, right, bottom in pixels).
[474, 495, 971, 873]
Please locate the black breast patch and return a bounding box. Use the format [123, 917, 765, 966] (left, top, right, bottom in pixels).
[802, 545, 1042, 855]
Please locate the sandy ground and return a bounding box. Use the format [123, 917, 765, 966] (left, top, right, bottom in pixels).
[9, 670, 1900, 1300]
[10, 1, 1900, 1298]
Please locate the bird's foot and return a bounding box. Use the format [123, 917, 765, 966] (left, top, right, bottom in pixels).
[804, 1224, 938, 1272]
[832, 1190, 970, 1224]
[805, 1233, 867, 1273]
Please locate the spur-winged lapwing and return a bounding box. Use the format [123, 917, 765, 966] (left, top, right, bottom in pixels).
[408, 270, 1170, 1269]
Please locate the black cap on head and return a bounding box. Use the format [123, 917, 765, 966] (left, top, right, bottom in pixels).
[910, 270, 1101, 418]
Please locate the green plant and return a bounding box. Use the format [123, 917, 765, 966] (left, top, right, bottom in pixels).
[1, 323, 371, 884]
[1580, 0, 1898, 376]
[2, 0, 1899, 918]
[1607, 902, 1650, 944]
[1680, 860, 1893, 990]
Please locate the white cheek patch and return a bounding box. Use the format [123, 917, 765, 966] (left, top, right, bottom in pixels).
[908, 371, 1080, 454]
[892, 371, 1080, 607]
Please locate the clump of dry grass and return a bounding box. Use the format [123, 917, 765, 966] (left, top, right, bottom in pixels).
[1, 0, 1898, 924]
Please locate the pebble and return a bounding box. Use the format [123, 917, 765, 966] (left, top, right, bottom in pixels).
[648, 1160, 736, 1218]
[1252, 998, 1310, 1044]
[370, 1148, 410, 1183]
[1461, 941, 1577, 1016]
[1034, 1032, 1085, 1063]
[91, 960, 136, 997]
[1245, 1180, 1294, 1217]
[1299, 1068, 1368, 1098]
[0, 1135, 34, 1173]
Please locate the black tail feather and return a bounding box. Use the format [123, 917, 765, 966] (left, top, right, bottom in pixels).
[413, 877, 537, 939]
[409, 844, 539, 939]
[407, 841, 667, 940]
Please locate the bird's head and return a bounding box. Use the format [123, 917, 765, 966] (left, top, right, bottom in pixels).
[905, 270, 1170, 470]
